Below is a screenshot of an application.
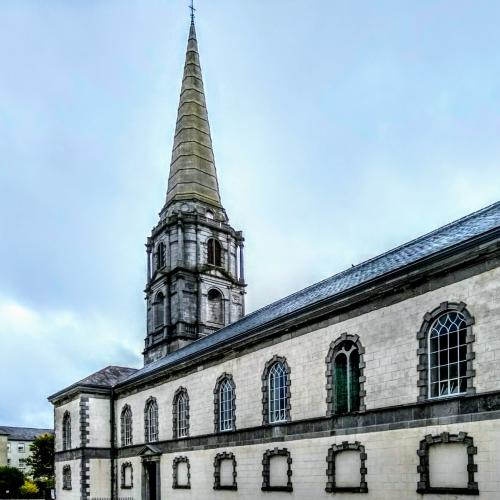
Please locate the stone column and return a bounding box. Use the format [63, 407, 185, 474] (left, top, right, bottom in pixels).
[165, 227, 171, 270]
[239, 242, 245, 283]
[177, 220, 184, 267]
[146, 241, 152, 281]
[197, 277, 203, 333]
[195, 222, 200, 269]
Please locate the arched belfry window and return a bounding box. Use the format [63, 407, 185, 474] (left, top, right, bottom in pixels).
[120, 404, 133, 446]
[417, 302, 475, 401]
[144, 397, 158, 443]
[173, 387, 189, 439]
[214, 373, 236, 432]
[207, 238, 222, 267]
[62, 411, 71, 450]
[156, 242, 166, 269]
[207, 289, 224, 324]
[326, 334, 366, 416]
[153, 292, 165, 330]
[262, 356, 291, 425]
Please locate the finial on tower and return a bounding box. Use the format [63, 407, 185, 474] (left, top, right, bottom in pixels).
[189, 0, 196, 24]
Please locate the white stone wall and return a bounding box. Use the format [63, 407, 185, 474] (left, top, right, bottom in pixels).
[88, 397, 111, 448]
[55, 459, 80, 500]
[150, 419, 499, 499]
[117, 267, 500, 442]
[117, 457, 142, 499]
[89, 459, 111, 499]
[55, 397, 81, 452]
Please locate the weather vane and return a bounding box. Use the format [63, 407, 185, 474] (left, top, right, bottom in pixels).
[189, 0, 196, 23]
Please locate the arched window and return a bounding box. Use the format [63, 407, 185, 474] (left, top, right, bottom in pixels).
[144, 397, 158, 443]
[62, 411, 71, 451]
[326, 334, 366, 416]
[261, 356, 291, 425]
[173, 388, 189, 439]
[207, 289, 223, 324]
[214, 374, 236, 432]
[156, 242, 166, 269]
[153, 292, 165, 330]
[417, 302, 475, 402]
[120, 404, 133, 446]
[428, 311, 468, 398]
[62, 465, 72, 490]
[207, 238, 222, 266]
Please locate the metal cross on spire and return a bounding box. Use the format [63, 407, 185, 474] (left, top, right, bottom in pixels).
[189, 0, 196, 24]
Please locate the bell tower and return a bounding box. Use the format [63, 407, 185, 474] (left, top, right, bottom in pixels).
[143, 18, 246, 364]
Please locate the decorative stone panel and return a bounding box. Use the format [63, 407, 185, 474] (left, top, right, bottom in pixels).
[261, 447, 293, 492]
[62, 464, 72, 490]
[172, 456, 191, 489]
[120, 462, 133, 489]
[416, 302, 475, 402]
[325, 333, 366, 415]
[261, 356, 291, 425]
[213, 373, 236, 433]
[325, 441, 368, 493]
[213, 451, 237, 490]
[416, 432, 479, 495]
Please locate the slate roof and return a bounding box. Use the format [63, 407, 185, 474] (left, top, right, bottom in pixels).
[74, 366, 138, 388]
[118, 201, 500, 386]
[0, 426, 53, 441]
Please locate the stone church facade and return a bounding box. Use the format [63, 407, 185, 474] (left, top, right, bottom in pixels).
[49, 17, 500, 500]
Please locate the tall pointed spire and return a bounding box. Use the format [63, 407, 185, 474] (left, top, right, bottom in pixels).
[165, 17, 222, 208]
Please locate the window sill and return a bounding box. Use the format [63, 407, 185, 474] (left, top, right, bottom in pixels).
[214, 485, 237, 491]
[120, 485, 133, 490]
[262, 486, 293, 492]
[326, 486, 368, 493]
[173, 485, 191, 489]
[417, 487, 479, 496]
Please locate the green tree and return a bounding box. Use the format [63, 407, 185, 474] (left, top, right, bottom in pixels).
[25, 433, 54, 491]
[0, 466, 24, 498]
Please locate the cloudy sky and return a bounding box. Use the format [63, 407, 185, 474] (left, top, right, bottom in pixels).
[1, 0, 500, 428]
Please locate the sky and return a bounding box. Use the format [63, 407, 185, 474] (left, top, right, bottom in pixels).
[1, 0, 500, 428]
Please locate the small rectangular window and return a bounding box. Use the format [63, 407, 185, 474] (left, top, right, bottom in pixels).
[18, 443, 25, 453]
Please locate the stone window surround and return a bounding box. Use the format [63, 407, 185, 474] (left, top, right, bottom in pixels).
[120, 404, 133, 447]
[144, 396, 159, 443]
[417, 432, 479, 495]
[261, 355, 291, 425]
[325, 441, 368, 494]
[417, 302, 476, 402]
[62, 464, 72, 490]
[325, 333, 366, 416]
[120, 461, 133, 489]
[172, 387, 190, 439]
[62, 410, 71, 451]
[213, 373, 236, 433]
[261, 447, 293, 492]
[213, 451, 237, 490]
[172, 456, 191, 489]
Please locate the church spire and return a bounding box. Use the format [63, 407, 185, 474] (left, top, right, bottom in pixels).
[164, 16, 222, 209]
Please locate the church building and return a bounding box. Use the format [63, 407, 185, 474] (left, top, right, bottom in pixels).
[49, 14, 500, 500]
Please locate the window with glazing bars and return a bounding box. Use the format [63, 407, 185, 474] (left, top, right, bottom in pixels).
[145, 399, 158, 442]
[219, 379, 234, 431]
[62, 412, 71, 450]
[428, 311, 468, 398]
[268, 362, 288, 423]
[121, 405, 133, 446]
[334, 341, 360, 414]
[177, 392, 189, 438]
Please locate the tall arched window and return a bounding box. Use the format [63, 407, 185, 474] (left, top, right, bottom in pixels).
[62, 411, 71, 451]
[120, 404, 133, 446]
[334, 341, 360, 414]
[173, 388, 189, 439]
[428, 311, 468, 398]
[153, 292, 165, 329]
[207, 238, 222, 266]
[156, 242, 166, 269]
[417, 302, 475, 402]
[214, 373, 236, 432]
[261, 357, 291, 425]
[144, 397, 158, 443]
[207, 289, 223, 324]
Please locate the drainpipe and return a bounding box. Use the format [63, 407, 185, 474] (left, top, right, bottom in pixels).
[110, 389, 116, 500]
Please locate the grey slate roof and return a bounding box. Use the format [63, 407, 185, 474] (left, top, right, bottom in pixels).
[119, 201, 500, 386]
[0, 426, 53, 441]
[75, 366, 138, 388]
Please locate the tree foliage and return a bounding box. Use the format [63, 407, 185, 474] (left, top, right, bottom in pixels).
[0, 466, 24, 498]
[25, 433, 54, 482]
